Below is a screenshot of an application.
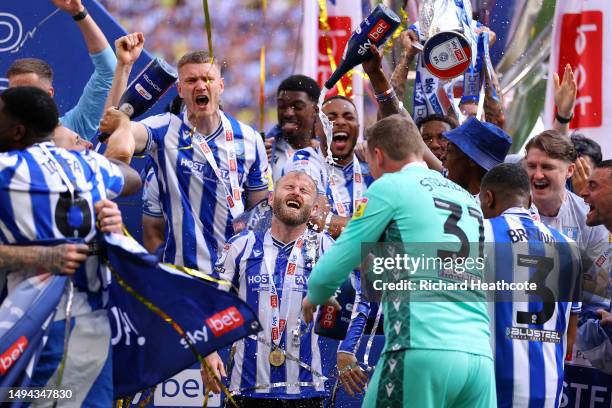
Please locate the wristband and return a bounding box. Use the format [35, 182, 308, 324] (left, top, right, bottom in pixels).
[72, 7, 88, 21]
[555, 111, 573, 124]
[375, 89, 397, 103]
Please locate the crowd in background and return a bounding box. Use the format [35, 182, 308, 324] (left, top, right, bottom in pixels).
[100, 0, 302, 128]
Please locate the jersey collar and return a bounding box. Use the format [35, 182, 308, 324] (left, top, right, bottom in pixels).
[401, 161, 427, 171]
[501, 206, 532, 218]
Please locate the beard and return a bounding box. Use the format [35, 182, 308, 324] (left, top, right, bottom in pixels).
[272, 198, 312, 226]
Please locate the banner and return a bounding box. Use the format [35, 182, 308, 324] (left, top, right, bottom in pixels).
[101, 233, 261, 398]
[563, 350, 612, 407]
[545, 0, 612, 158]
[303, 0, 364, 135]
[0, 240, 70, 403]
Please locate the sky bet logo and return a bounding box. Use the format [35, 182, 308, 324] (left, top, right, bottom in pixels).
[0, 336, 28, 375]
[358, 19, 390, 56]
[206, 307, 244, 337]
[368, 20, 390, 42]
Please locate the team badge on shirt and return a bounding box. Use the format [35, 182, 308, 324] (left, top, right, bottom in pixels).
[352, 198, 369, 219]
[562, 226, 578, 240]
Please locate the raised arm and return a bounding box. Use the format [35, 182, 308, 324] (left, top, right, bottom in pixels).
[362, 45, 404, 118]
[362, 45, 443, 172]
[52, 0, 109, 54]
[105, 32, 145, 112]
[389, 30, 420, 105]
[552, 64, 577, 135]
[53, 0, 117, 139]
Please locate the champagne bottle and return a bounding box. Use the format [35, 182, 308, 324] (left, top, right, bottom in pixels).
[98, 58, 177, 142]
[323, 4, 401, 90]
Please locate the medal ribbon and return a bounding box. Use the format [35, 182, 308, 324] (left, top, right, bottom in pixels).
[266, 230, 309, 349]
[327, 156, 364, 217]
[191, 112, 244, 219]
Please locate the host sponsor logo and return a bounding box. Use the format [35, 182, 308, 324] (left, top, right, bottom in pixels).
[0, 336, 28, 375]
[247, 274, 271, 285]
[206, 307, 244, 337]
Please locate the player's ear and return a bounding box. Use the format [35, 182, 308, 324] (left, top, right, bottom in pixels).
[268, 191, 275, 208]
[566, 162, 576, 179]
[375, 147, 385, 167]
[484, 189, 495, 209]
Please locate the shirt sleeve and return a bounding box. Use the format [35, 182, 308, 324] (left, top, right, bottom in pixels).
[86, 151, 125, 199]
[60, 47, 117, 140]
[211, 234, 248, 295]
[244, 128, 269, 191]
[138, 113, 173, 155]
[142, 169, 163, 217]
[307, 179, 396, 304]
[338, 270, 371, 354]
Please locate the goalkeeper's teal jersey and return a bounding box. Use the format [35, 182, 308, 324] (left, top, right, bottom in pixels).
[307, 163, 492, 358]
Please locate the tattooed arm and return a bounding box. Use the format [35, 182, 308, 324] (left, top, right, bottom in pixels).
[0, 243, 89, 275]
[362, 44, 405, 119]
[361, 45, 444, 172]
[389, 30, 420, 105]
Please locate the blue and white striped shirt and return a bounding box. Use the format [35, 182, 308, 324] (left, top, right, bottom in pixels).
[139, 111, 269, 273]
[282, 148, 373, 215]
[213, 228, 334, 399]
[325, 161, 374, 216]
[282, 149, 373, 353]
[142, 168, 162, 218]
[0, 142, 124, 315]
[485, 207, 582, 408]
